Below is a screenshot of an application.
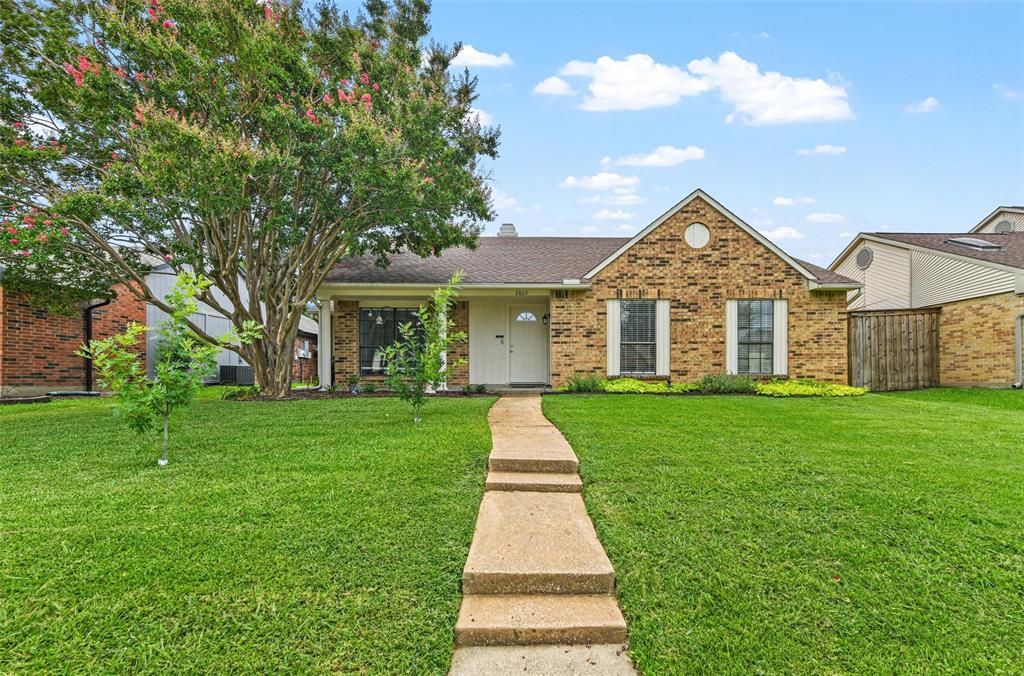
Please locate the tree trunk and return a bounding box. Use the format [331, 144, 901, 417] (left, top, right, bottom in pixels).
[158, 413, 170, 466]
[245, 333, 296, 399]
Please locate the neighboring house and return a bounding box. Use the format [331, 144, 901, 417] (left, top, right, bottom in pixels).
[315, 189, 861, 389]
[293, 325, 318, 384]
[0, 283, 144, 398]
[830, 206, 1024, 387]
[1, 266, 318, 397]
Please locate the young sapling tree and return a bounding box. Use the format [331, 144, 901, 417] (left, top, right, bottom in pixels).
[381, 272, 465, 422]
[80, 274, 258, 465]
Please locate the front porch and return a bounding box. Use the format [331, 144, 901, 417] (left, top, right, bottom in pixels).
[317, 287, 555, 389]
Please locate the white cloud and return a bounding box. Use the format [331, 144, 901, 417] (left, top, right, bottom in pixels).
[451, 45, 513, 68]
[905, 96, 939, 114]
[534, 76, 575, 96]
[560, 172, 640, 191]
[797, 144, 846, 156]
[687, 51, 854, 125]
[617, 223, 635, 231]
[806, 253, 825, 261]
[593, 208, 635, 220]
[758, 31, 772, 39]
[491, 189, 518, 210]
[581, 225, 601, 233]
[469, 107, 494, 126]
[806, 212, 845, 224]
[558, 53, 709, 111]
[839, 232, 852, 238]
[607, 145, 706, 167]
[772, 196, 815, 206]
[761, 226, 805, 240]
[993, 83, 1023, 101]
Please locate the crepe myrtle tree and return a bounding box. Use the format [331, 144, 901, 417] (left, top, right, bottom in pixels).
[0, 0, 498, 398]
[80, 273, 260, 466]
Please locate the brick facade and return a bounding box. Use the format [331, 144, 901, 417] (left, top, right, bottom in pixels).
[0, 284, 146, 397]
[938, 291, 1023, 386]
[331, 299, 470, 388]
[549, 196, 849, 385]
[292, 333, 318, 384]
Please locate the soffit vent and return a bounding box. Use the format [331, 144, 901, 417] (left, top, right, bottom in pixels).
[855, 247, 873, 270]
[945, 237, 1002, 251]
[994, 220, 1015, 234]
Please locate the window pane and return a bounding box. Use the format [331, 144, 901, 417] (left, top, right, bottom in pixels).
[736, 300, 774, 375]
[620, 300, 656, 374]
[359, 307, 422, 374]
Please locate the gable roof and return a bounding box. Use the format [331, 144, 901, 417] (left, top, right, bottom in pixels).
[845, 232, 1024, 272]
[583, 188, 827, 283]
[323, 189, 860, 289]
[970, 206, 1024, 233]
[325, 237, 629, 286]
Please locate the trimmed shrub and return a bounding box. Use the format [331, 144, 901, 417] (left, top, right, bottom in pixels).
[562, 373, 606, 393]
[602, 378, 698, 394]
[756, 379, 868, 397]
[697, 373, 758, 394]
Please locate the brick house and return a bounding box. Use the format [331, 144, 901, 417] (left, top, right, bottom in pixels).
[831, 206, 1024, 388]
[1, 267, 320, 397]
[0, 283, 145, 398]
[315, 189, 861, 389]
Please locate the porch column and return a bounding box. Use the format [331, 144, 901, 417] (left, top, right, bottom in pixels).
[435, 305, 448, 392]
[318, 299, 332, 390]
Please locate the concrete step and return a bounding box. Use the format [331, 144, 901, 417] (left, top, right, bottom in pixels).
[463, 492, 615, 595]
[486, 471, 583, 493]
[454, 595, 628, 647]
[449, 644, 636, 675]
[488, 427, 579, 474]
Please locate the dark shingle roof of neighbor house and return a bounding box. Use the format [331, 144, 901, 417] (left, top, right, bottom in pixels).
[325, 236, 859, 286]
[866, 232, 1024, 270]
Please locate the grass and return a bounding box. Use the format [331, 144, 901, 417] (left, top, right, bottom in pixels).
[544, 388, 1024, 674]
[0, 391, 495, 673]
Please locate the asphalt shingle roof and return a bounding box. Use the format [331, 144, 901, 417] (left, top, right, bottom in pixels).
[326, 237, 630, 285]
[866, 232, 1024, 270]
[326, 236, 860, 286]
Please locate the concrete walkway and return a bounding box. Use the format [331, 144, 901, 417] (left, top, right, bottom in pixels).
[449, 395, 637, 675]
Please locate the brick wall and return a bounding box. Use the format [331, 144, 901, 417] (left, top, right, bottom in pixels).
[331, 299, 469, 388]
[938, 291, 1023, 386]
[292, 333, 318, 384]
[0, 284, 146, 397]
[549, 196, 849, 386]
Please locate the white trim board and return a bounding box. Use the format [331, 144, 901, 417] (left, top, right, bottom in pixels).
[583, 188, 818, 283]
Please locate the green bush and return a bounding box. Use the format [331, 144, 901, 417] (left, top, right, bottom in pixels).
[756, 379, 868, 397]
[221, 385, 260, 401]
[562, 373, 606, 392]
[362, 383, 377, 394]
[602, 378, 698, 394]
[461, 384, 487, 395]
[697, 373, 758, 394]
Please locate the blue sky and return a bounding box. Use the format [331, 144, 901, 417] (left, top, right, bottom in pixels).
[351, 1, 1024, 265]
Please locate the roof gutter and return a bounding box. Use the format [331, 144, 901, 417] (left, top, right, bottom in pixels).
[807, 280, 864, 291]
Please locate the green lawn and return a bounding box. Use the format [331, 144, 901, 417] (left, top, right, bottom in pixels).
[0, 393, 494, 673]
[544, 389, 1024, 674]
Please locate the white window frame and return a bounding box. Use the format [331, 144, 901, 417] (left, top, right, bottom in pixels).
[726, 299, 787, 376]
[607, 299, 669, 377]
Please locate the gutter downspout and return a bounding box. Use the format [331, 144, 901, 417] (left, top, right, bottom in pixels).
[1015, 312, 1024, 389]
[83, 298, 112, 392]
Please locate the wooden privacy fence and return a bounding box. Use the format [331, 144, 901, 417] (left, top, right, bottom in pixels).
[847, 309, 940, 391]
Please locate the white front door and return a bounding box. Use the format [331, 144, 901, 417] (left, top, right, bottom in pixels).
[509, 307, 547, 384]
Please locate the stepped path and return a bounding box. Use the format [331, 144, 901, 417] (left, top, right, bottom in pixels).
[449, 395, 636, 675]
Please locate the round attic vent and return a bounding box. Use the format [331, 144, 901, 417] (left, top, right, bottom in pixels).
[855, 247, 874, 270]
[684, 222, 710, 249]
[994, 220, 1015, 234]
